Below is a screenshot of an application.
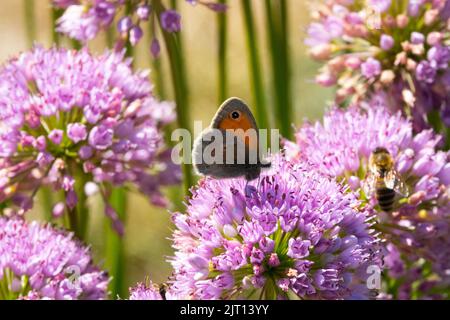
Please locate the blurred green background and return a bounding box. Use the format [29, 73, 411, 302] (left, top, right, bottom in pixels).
[0, 0, 333, 292]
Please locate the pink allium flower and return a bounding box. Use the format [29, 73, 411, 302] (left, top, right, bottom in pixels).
[305, 0, 450, 135]
[54, 0, 226, 50]
[168, 156, 378, 300]
[0, 46, 178, 231]
[286, 105, 450, 299]
[0, 217, 109, 300]
[128, 282, 163, 300]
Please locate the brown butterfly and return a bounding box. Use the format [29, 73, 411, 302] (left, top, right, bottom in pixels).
[193, 97, 271, 181]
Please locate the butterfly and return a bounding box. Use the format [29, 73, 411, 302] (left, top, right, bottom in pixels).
[193, 97, 271, 181]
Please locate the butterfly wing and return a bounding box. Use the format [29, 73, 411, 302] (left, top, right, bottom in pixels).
[193, 98, 268, 181]
[193, 128, 251, 179]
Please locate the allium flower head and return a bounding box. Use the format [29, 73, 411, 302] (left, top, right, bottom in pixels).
[306, 0, 450, 133]
[286, 105, 450, 298]
[0, 217, 108, 300]
[54, 0, 226, 51]
[169, 156, 378, 300]
[128, 281, 163, 300]
[0, 46, 178, 229]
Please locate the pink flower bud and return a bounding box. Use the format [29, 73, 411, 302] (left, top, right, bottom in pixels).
[408, 191, 426, 206]
[316, 72, 336, 87]
[309, 44, 332, 60]
[380, 70, 395, 84]
[396, 14, 409, 28]
[427, 32, 443, 46]
[424, 9, 439, 26]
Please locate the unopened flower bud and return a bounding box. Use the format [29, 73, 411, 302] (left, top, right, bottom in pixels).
[396, 14, 409, 28]
[345, 56, 361, 69]
[316, 72, 336, 87]
[402, 89, 416, 107]
[408, 191, 426, 206]
[427, 32, 443, 46]
[406, 59, 417, 71]
[410, 44, 424, 56]
[424, 9, 439, 26]
[309, 44, 331, 60]
[395, 52, 407, 66]
[380, 70, 395, 84]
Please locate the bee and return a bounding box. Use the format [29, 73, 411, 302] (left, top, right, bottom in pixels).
[363, 147, 409, 212]
[156, 282, 168, 300]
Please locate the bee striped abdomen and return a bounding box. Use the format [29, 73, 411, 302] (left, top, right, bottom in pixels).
[375, 179, 396, 212]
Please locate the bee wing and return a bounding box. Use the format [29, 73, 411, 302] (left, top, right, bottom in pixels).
[385, 170, 409, 197]
[362, 172, 377, 197]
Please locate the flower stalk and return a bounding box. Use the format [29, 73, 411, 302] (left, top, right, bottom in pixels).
[218, 0, 228, 103]
[154, 0, 194, 194]
[264, 0, 292, 139]
[23, 0, 36, 48]
[105, 187, 127, 298]
[241, 0, 269, 131]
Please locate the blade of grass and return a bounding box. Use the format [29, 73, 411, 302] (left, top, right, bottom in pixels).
[39, 188, 53, 221]
[241, 0, 269, 130]
[104, 4, 131, 298]
[148, 20, 185, 211]
[124, 1, 134, 57]
[65, 165, 89, 239]
[23, 0, 36, 48]
[105, 187, 127, 298]
[152, 54, 166, 99]
[154, 0, 194, 195]
[51, 7, 63, 45]
[264, 0, 293, 139]
[218, 0, 228, 103]
[75, 173, 89, 239]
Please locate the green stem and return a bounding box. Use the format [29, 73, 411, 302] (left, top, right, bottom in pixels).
[427, 110, 449, 150]
[71, 39, 82, 50]
[217, 0, 228, 103]
[106, 27, 115, 48]
[148, 18, 166, 99]
[153, 56, 166, 98]
[39, 187, 54, 221]
[154, 0, 193, 195]
[104, 10, 128, 298]
[125, 1, 134, 57]
[264, 0, 293, 139]
[66, 169, 89, 239]
[241, 0, 269, 130]
[51, 7, 63, 46]
[67, 205, 79, 236]
[445, 126, 450, 151]
[24, 0, 36, 48]
[105, 187, 127, 298]
[76, 174, 89, 239]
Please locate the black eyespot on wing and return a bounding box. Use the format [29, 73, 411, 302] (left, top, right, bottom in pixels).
[231, 111, 240, 119]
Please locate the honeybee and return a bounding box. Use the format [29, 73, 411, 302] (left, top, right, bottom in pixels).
[363, 147, 409, 212]
[156, 282, 168, 300]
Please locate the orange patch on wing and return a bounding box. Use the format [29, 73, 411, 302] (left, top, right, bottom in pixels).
[218, 115, 257, 149]
[218, 116, 253, 131]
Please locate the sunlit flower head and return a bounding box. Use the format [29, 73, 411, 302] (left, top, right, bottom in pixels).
[0, 46, 178, 231]
[286, 105, 450, 298]
[128, 281, 163, 300]
[0, 217, 109, 300]
[306, 0, 450, 134]
[169, 156, 378, 300]
[54, 0, 227, 53]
